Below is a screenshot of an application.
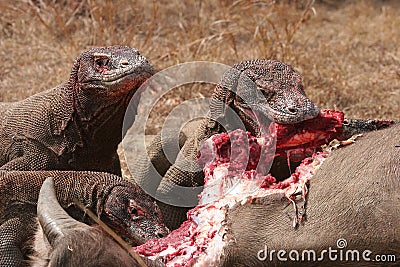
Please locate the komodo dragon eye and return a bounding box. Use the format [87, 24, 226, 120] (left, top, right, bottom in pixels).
[130, 207, 138, 216]
[93, 53, 111, 72]
[127, 199, 145, 220]
[95, 57, 110, 67]
[258, 87, 275, 101]
[255, 79, 276, 98]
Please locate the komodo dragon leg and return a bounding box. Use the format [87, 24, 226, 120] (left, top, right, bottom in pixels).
[0, 208, 37, 267]
[0, 140, 56, 171]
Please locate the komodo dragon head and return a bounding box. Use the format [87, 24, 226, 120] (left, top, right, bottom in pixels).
[100, 180, 170, 245]
[209, 59, 320, 135]
[68, 45, 155, 122]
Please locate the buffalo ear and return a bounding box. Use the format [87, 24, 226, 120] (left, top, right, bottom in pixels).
[37, 177, 89, 246]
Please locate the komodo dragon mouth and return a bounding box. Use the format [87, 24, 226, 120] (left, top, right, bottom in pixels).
[134, 110, 346, 266]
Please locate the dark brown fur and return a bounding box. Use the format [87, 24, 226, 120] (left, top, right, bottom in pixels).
[31, 226, 140, 267]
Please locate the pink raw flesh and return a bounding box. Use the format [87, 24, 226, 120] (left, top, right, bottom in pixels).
[134, 109, 344, 266]
[273, 109, 343, 161]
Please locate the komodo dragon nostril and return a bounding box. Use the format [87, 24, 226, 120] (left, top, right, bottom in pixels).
[120, 60, 129, 67]
[287, 107, 298, 114]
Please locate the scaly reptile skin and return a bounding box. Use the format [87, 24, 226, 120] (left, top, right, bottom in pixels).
[0, 171, 169, 266]
[0, 46, 154, 174]
[131, 60, 320, 229]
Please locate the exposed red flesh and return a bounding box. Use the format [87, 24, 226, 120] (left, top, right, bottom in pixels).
[273, 109, 344, 161]
[135, 109, 344, 266]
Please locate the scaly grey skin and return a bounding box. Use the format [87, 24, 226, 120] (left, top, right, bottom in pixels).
[132, 60, 321, 230]
[0, 46, 154, 174]
[0, 171, 169, 267]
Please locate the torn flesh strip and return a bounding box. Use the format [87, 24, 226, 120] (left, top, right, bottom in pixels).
[135, 110, 344, 266]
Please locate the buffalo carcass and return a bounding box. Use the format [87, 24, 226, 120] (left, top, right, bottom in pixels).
[134, 112, 398, 267]
[222, 124, 400, 266]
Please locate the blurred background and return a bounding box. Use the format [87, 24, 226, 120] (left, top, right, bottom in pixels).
[1, 0, 399, 134]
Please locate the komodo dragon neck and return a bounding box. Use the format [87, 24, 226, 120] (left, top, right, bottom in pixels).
[70, 85, 131, 151]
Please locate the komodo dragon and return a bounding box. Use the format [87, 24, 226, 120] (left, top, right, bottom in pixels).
[0, 171, 169, 266]
[0, 46, 154, 174]
[132, 59, 321, 229]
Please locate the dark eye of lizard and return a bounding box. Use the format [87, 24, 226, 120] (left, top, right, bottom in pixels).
[128, 199, 145, 219]
[258, 88, 276, 101]
[129, 207, 138, 216]
[95, 57, 110, 68]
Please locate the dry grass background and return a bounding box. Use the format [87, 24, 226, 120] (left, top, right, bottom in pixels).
[1, 0, 399, 134]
